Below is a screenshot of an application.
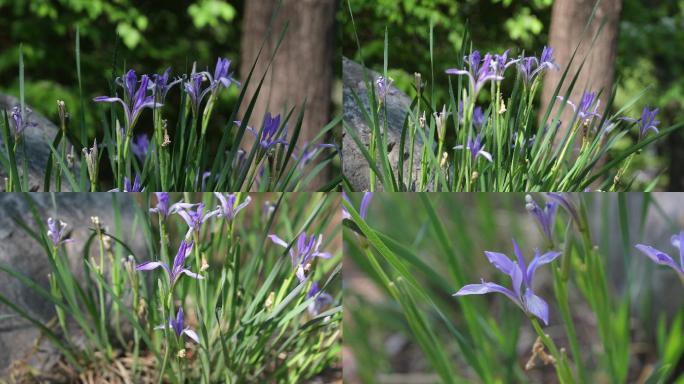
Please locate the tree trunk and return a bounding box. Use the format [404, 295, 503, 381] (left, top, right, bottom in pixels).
[540, 0, 623, 131]
[240, 0, 338, 187]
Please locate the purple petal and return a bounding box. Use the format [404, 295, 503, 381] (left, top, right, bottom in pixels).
[136, 261, 169, 274]
[523, 290, 549, 325]
[671, 231, 684, 269]
[179, 269, 205, 279]
[635, 244, 682, 275]
[484, 251, 517, 276]
[526, 250, 562, 285]
[268, 234, 289, 248]
[359, 192, 373, 219]
[93, 96, 123, 103]
[182, 328, 200, 343]
[454, 281, 520, 306]
[445, 69, 471, 76]
[213, 192, 229, 211]
[295, 265, 306, 283]
[477, 150, 493, 162]
[314, 251, 333, 259]
[235, 196, 252, 214]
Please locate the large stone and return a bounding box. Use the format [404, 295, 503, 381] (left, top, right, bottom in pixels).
[342, 57, 427, 191]
[0, 94, 78, 192]
[0, 193, 141, 379]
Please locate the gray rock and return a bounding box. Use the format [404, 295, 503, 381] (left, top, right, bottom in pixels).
[0, 193, 141, 379]
[0, 94, 77, 192]
[342, 57, 426, 191]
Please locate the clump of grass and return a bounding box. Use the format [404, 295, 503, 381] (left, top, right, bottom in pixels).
[344, 1, 683, 192]
[0, 192, 341, 383]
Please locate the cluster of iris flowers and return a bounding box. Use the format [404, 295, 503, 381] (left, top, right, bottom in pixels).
[356, 40, 672, 192]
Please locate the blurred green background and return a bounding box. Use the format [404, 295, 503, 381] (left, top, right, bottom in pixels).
[344, 192, 684, 383]
[340, 0, 684, 190]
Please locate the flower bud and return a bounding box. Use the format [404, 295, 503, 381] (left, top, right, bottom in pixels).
[434, 105, 448, 142]
[66, 145, 75, 168]
[440, 151, 448, 168]
[83, 139, 99, 185]
[57, 100, 68, 130]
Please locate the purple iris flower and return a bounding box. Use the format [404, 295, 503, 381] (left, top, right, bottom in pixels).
[94, 70, 161, 132]
[210, 57, 240, 90]
[244, 113, 289, 150]
[454, 133, 493, 163]
[212, 193, 251, 221]
[557, 91, 602, 125]
[375, 76, 394, 100]
[307, 281, 334, 316]
[492, 49, 518, 77]
[184, 57, 240, 116]
[151, 68, 181, 102]
[47, 217, 73, 246]
[473, 106, 485, 128]
[342, 192, 373, 220]
[545, 193, 580, 226]
[635, 231, 684, 280]
[446, 52, 504, 97]
[517, 57, 537, 84]
[174, 202, 215, 237]
[150, 192, 171, 217]
[537, 46, 559, 73]
[136, 240, 204, 285]
[454, 239, 562, 325]
[294, 143, 338, 168]
[155, 307, 200, 344]
[517, 47, 558, 84]
[622, 106, 660, 140]
[123, 175, 143, 192]
[131, 134, 150, 162]
[268, 232, 332, 282]
[525, 195, 558, 245]
[184, 73, 212, 117]
[9, 106, 35, 136]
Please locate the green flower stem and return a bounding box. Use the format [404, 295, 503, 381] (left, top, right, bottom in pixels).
[192, 230, 211, 384]
[609, 152, 636, 192]
[551, 226, 587, 383]
[577, 197, 625, 383]
[159, 214, 170, 265]
[153, 107, 169, 191]
[56, 129, 67, 192]
[196, 95, 215, 173]
[550, 121, 580, 181]
[117, 133, 133, 189]
[95, 225, 113, 360]
[369, 107, 378, 192]
[530, 318, 575, 383]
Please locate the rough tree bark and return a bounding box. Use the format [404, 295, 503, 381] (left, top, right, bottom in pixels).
[240, 0, 338, 187]
[540, 0, 623, 130]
